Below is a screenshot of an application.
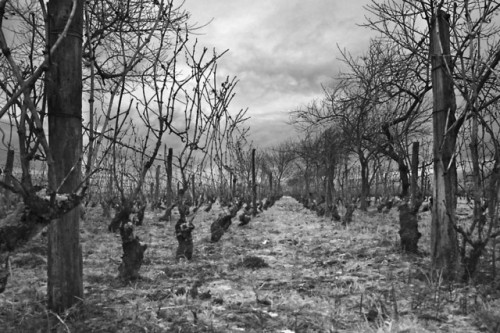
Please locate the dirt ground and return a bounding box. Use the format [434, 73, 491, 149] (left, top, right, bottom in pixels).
[1, 196, 499, 332]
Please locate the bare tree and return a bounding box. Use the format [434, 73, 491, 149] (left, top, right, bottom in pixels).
[365, 0, 500, 280]
[0, 0, 247, 298]
[338, 38, 431, 199]
[0, 0, 89, 311]
[268, 142, 296, 194]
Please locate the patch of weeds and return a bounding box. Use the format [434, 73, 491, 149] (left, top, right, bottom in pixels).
[12, 253, 46, 268]
[474, 307, 500, 332]
[223, 306, 275, 331]
[407, 268, 459, 322]
[192, 262, 219, 275]
[296, 281, 316, 295]
[230, 256, 269, 270]
[378, 238, 393, 247]
[146, 290, 173, 301]
[314, 258, 344, 268]
[84, 224, 103, 235]
[163, 266, 185, 278]
[286, 311, 328, 332]
[85, 273, 116, 285]
[0, 309, 49, 333]
[22, 242, 47, 256]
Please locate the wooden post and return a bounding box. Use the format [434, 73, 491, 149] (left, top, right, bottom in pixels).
[191, 173, 196, 205]
[269, 172, 273, 197]
[154, 164, 160, 207]
[420, 160, 427, 197]
[107, 161, 113, 197]
[229, 172, 233, 198]
[231, 173, 237, 199]
[46, 0, 84, 313]
[166, 147, 173, 221]
[410, 141, 420, 205]
[430, 9, 460, 279]
[252, 148, 257, 216]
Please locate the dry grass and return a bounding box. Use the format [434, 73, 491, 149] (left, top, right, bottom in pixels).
[0, 196, 498, 332]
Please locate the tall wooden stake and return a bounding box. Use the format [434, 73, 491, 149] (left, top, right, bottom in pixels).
[269, 172, 273, 197]
[166, 146, 173, 221]
[155, 165, 160, 207]
[46, 0, 84, 312]
[252, 148, 257, 216]
[430, 9, 460, 279]
[191, 173, 196, 205]
[410, 141, 420, 205]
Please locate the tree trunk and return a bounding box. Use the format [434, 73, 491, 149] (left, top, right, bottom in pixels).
[210, 202, 240, 242]
[175, 191, 194, 259]
[108, 204, 147, 280]
[398, 142, 423, 254]
[430, 10, 460, 280]
[175, 216, 194, 259]
[399, 203, 421, 253]
[341, 204, 355, 226]
[2, 149, 14, 186]
[1, 149, 14, 212]
[398, 161, 410, 198]
[470, 109, 485, 231]
[0, 204, 45, 292]
[46, 0, 84, 313]
[119, 222, 147, 280]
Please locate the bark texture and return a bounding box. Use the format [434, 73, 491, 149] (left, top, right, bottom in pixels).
[46, 0, 85, 312]
[398, 203, 421, 253]
[430, 10, 460, 279]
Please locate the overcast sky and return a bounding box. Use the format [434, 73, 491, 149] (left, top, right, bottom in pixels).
[184, 0, 376, 148]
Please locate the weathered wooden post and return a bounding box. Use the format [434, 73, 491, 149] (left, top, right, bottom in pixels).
[420, 160, 427, 197]
[149, 182, 154, 203]
[46, 0, 84, 313]
[191, 173, 196, 205]
[229, 172, 233, 198]
[166, 147, 173, 220]
[411, 142, 420, 202]
[430, 9, 460, 279]
[268, 172, 273, 197]
[252, 148, 257, 216]
[154, 165, 160, 208]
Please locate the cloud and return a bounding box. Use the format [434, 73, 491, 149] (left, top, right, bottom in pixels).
[183, 1, 376, 147]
